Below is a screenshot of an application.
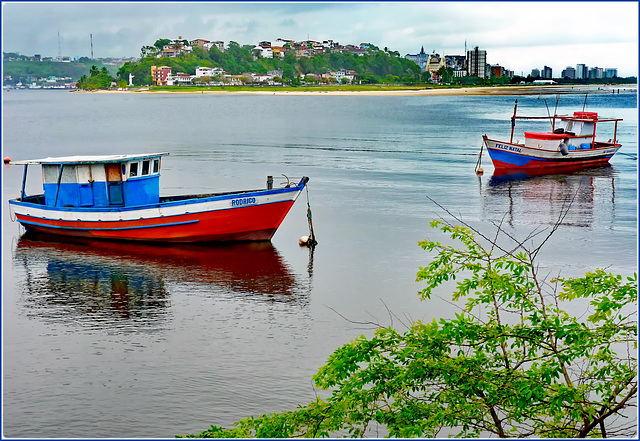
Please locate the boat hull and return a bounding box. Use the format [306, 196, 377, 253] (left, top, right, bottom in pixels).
[483, 136, 620, 171]
[9, 181, 306, 243]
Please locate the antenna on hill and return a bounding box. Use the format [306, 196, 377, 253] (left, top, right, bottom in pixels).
[57, 30, 61, 60]
[90, 34, 94, 59]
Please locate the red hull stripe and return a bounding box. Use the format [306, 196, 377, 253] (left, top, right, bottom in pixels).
[16, 201, 295, 242]
[491, 157, 612, 170]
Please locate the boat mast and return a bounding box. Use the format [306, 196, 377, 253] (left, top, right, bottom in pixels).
[54, 164, 64, 207]
[20, 164, 28, 200]
[510, 99, 518, 143]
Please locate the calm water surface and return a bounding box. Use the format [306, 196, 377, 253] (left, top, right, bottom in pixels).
[2, 88, 637, 438]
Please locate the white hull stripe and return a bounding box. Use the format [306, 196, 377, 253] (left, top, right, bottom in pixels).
[10, 191, 300, 222]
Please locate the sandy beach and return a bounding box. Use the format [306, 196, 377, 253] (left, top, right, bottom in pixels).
[80, 84, 636, 97]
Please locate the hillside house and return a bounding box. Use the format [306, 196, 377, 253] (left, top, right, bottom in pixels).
[253, 45, 273, 59]
[190, 39, 210, 48]
[166, 72, 194, 85]
[158, 48, 180, 58]
[195, 66, 223, 78]
[270, 46, 286, 59]
[327, 69, 358, 83]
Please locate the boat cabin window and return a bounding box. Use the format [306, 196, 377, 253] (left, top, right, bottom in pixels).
[123, 158, 161, 179]
[578, 122, 595, 137]
[42, 164, 78, 183]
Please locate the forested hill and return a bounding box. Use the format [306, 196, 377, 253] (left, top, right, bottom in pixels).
[3, 57, 119, 83]
[116, 41, 425, 86]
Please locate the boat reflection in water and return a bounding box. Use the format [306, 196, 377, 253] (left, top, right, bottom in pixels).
[13, 233, 300, 328]
[481, 165, 618, 228]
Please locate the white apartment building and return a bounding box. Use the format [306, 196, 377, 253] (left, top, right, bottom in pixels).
[195, 66, 223, 78]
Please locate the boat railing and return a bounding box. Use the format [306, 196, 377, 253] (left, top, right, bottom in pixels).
[161, 189, 266, 202]
[513, 115, 568, 120]
[14, 195, 45, 204]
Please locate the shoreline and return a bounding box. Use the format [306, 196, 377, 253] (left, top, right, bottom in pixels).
[75, 84, 638, 97]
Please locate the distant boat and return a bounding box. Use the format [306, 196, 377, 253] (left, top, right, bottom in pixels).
[8, 152, 308, 243]
[482, 100, 622, 172]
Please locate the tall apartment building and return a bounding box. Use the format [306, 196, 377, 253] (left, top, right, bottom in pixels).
[576, 64, 587, 80]
[466, 46, 486, 78]
[150, 65, 172, 86]
[589, 67, 604, 79]
[604, 68, 618, 78]
[542, 66, 553, 79]
[490, 65, 512, 78]
[561, 66, 576, 79]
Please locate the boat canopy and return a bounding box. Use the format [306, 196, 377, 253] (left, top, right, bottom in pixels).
[561, 112, 623, 123]
[11, 152, 170, 208]
[9, 152, 170, 166]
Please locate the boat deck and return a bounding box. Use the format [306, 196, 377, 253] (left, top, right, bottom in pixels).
[160, 189, 265, 203]
[16, 189, 267, 207]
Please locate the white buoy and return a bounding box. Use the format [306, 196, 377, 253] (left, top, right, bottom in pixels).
[299, 236, 310, 246]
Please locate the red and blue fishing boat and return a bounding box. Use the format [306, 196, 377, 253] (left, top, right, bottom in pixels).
[8, 152, 309, 243]
[482, 100, 622, 172]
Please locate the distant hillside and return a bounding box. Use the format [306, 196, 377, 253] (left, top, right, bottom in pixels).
[117, 41, 425, 86]
[3, 60, 119, 83]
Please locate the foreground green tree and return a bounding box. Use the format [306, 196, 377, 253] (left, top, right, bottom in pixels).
[180, 213, 637, 438]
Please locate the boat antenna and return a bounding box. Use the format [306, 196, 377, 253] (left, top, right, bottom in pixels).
[510, 99, 518, 143]
[542, 97, 553, 130]
[582, 93, 588, 111]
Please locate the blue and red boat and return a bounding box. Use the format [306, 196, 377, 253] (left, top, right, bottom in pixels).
[8, 152, 308, 243]
[482, 100, 622, 172]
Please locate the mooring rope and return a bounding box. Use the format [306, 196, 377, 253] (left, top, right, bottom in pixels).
[474, 142, 484, 173]
[305, 185, 317, 246]
[618, 152, 638, 160]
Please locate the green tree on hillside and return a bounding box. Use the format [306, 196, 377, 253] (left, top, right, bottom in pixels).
[140, 45, 158, 58]
[180, 210, 637, 438]
[77, 64, 115, 90]
[2, 57, 116, 83]
[118, 40, 425, 86]
[154, 38, 172, 51]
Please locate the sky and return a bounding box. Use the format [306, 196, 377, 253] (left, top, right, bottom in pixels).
[2, 1, 638, 77]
